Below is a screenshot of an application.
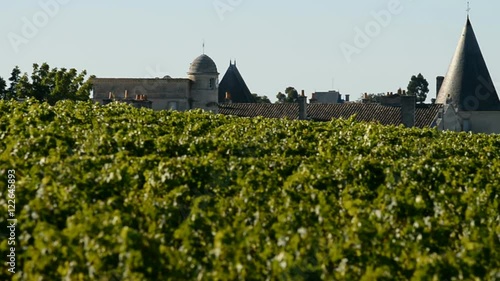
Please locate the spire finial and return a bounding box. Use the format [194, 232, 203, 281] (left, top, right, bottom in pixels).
[202, 39, 205, 54]
[466, 1, 471, 18]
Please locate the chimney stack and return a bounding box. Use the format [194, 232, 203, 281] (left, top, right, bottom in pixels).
[345, 94, 350, 102]
[401, 95, 416, 128]
[310, 93, 317, 104]
[436, 76, 445, 98]
[298, 91, 307, 120]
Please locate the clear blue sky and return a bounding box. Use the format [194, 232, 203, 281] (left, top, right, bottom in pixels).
[1, 0, 499, 102]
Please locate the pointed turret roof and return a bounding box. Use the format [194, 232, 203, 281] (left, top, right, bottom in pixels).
[436, 17, 500, 111]
[218, 61, 256, 103]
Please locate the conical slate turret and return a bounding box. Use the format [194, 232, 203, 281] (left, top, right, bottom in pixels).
[218, 61, 256, 103]
[436, 18, 500, 111]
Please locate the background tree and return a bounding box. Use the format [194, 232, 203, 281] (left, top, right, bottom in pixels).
[285, 87, 299, 102]
[357, 93, 386, 103]
[0, 77, 6, 99]
[407, 73, 429, 103]
[15, 63, 94, 104]
[276, 86, 299, 103]
[252, 93, 271, 103]
[276, 92, 286, 103]
[7, 66, 21, 100]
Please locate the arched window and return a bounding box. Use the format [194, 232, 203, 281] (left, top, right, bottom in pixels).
[209, 78, 215, 89]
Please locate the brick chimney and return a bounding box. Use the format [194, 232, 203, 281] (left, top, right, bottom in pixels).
[225, 91, 232, 104]
[298, 90, 307, 120]
[401, 95, 416, 127]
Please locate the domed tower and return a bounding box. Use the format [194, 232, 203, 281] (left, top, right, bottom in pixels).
[188, 54, 219, 112]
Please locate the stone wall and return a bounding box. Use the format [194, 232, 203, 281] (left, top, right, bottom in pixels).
[92, 78, 192, 111]
[459, 111, 500, 134]
[310, 91, 339, 104]
[436, 104, 461, 132]
[187, 74, 219, 113]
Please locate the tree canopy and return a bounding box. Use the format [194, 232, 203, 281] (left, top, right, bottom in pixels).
[276, 87, 299, 103]
[251, 93, 271, 103]
[0, 77, 6, 100]
[357, 93, 386, 103]
[407, 73, 429, 104]
[1, 63, 94, 104]
[3, 66, 22, 100]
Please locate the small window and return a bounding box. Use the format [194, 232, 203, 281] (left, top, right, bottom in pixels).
[209, 78, 215, 90]
[167, 101, 178, 110]
[463, 119, 470, 132]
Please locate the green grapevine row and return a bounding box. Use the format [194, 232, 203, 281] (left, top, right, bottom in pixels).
[0, 100, 498, 280]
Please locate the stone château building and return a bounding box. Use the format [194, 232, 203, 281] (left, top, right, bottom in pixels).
[92, 16, 500, 133]
[92, 54, 257, 112]
[92, 54, 220, 112]
[221, 16, 500, 134]
[435, 16, 500, 133]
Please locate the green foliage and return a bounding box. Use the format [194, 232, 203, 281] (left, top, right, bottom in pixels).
[252, 93, 271, 104]
[407, 73, 429, 104]
[0, 100, 499, 280]
[5, 66, 22, 100]
[277, 87, 299, 103]
[6, 63, 94, 104]
[358, 92, 386, 103]
[0, 77, 6, 99]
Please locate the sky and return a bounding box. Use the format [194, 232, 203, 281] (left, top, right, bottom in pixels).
[1, 0, 500, 102]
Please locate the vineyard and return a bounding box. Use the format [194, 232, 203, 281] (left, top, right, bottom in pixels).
[0, 99, 499, 280]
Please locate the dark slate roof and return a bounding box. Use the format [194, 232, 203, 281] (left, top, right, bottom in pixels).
[436, 17, 500, 111]
[188, 54, 218, 74]
[218, 61, 256, 103]
[219, 103, 443, 128]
